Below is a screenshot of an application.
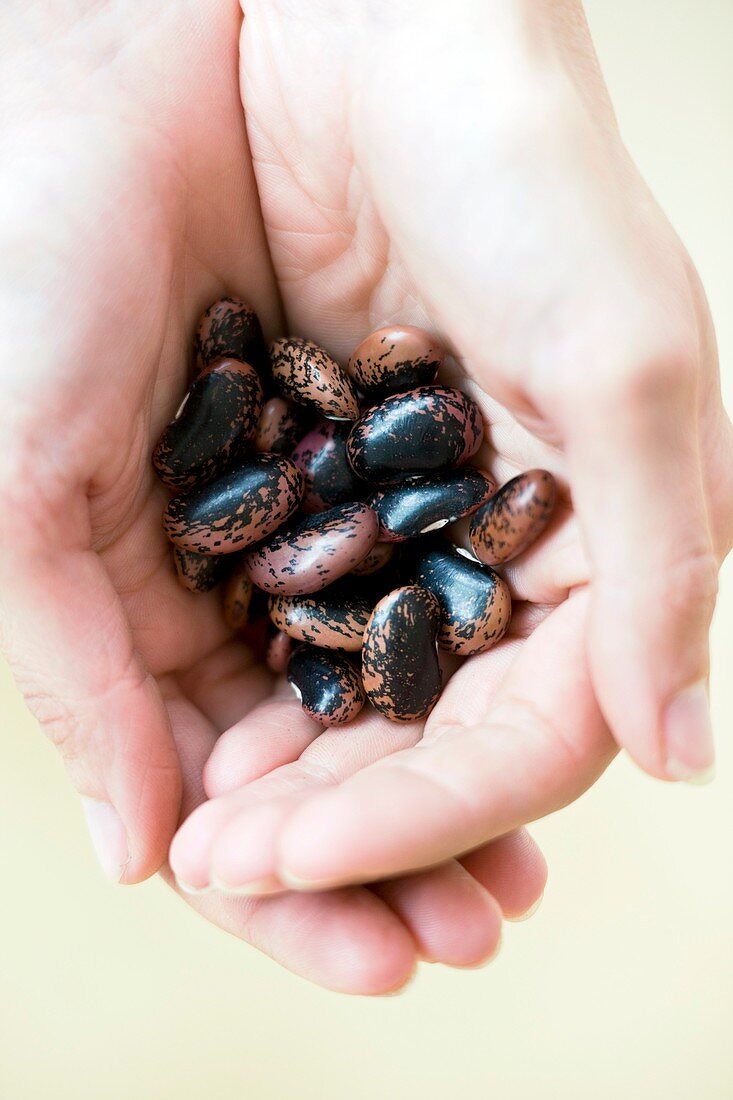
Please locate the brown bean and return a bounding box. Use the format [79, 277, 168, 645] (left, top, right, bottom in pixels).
[193, 298, 268, 378]
[347, 386, 483, 483]
[153, 359, 262, 491]
[163, 454, 303, 555]
[348, 325, 445, 398]
[223, 560, 254, 631]
[469, 469, 557, 565]
[351, 541, 396, 577]
[266, 628, 294, 674]
[410, 540, 512, 655]
[362, 586, 442, 722]
[245, 503, 379, 595]
[255, 397, 310, 456]
[369, 468, 495, 542]
[288, 647, 365, 726]
[268, 586, 372, 651]
[173, 548, 227, 594]
[270, 337, 359, 420]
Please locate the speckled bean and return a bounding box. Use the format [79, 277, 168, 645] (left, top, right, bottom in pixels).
[288, 647, 366, 727]
[350, 541, 396, 576]
[245, 502, 379, 595]
[291, 420, 365, 513]
[348, 325, 445, 399]
[255, 397, 310, 456]
[163, 454, 303, 555]
[266, 627, 294, 674]
[153, 359, 263, 491]
[270, 337, 359, 420]
[369, 468, 495, 542]
[268, 584, 372, 651]
[410, 540, 512, 655]
[362, 586, 442, 722]
[173, 548, 228, 594]
[469, 469, 557, 565]
[347, 386, 483, 484]
[223, 559, 254, 631]
[194, 298, 269, 378]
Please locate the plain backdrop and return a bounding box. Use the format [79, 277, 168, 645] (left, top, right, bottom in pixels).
[1, 1, 732, 1097]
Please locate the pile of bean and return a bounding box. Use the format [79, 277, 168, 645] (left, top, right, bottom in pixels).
[153, 299, 557, 727]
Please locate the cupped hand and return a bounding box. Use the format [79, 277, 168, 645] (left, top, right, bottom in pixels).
[0, 1, 547, 993]
[168, 0, 733, 893]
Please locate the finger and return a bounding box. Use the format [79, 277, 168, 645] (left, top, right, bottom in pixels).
[0, 539, 181, 883]
[170, 877, 418, 995]
[173, 689, 542, 974]
[558, 344, 719, 782]
[374, 861, 503, 968]
[177, 638, 274, 734]
[686, 262, 733, 560]
[460, 829, 547, 921]
[203, 694, 322, 795]
[449, 498, 588, 605]
[272, 591, 614, 889]
[169, 702, 424, 892]
[190, 615, 536, 891]
[164, 686, 416, 995]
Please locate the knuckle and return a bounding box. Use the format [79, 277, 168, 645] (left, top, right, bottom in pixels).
[549, 314, 700, 417]
[612, 347, 699, 407]
[658, 548, 719, 622]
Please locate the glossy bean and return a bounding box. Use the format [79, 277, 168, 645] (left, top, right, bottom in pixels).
[193, 297, 269, 378]
[362, 586, 442, 722]
[245, 503, 379, 596]
[163, 454, 303, 555]
[291, 420, 365, 513]
[469, 469, 557, 565]
[351, 541, 396, 576]
[369, 467, 495, 542]
[347, 386, 483, 484]
[153, 359, 263, 491]
[410, 540, 511, 655]
[268, 584, 372, 651]
[288, 647, 366, 727]
[173, 548, 227, 594]
[348, 325, 445, 399]
[270, 337, 359, 420]
[266, 627, 294, 674]
[223, 560, 254, 631]
[255, 397, 309, 455]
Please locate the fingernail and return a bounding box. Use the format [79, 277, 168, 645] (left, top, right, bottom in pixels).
[210, 873, 283, 897]
[664, 680, 716, 784]
[279, 869, 331, 892]
[507, 892, 544, 923]
[176, 877, 212, 896]
[81, 798, 130, 883]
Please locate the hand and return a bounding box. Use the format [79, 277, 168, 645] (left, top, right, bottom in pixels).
[0, 1, 546, 993]
[168, 0, 733, 893]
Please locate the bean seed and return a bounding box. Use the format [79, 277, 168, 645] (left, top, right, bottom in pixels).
[288, 647, 365, 726]
[347, 386, 483, 483]
[469, 469, 557, 565]
[245, 502, 379, 595]
[362, 585, 442, 722]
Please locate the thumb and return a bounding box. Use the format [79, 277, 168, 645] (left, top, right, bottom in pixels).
[0, 533, 181, 883]
[559, 344, 719, 783]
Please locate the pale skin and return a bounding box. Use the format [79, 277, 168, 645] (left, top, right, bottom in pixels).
[1, 0, 731, 993]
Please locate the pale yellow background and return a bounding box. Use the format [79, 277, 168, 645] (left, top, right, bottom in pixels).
[1, 2, 732, 1097]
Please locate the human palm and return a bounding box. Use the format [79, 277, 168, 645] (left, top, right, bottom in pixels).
[0, 2, 550, 993]
[2, 1, 731, 992]
[171, 0, 733, 894]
